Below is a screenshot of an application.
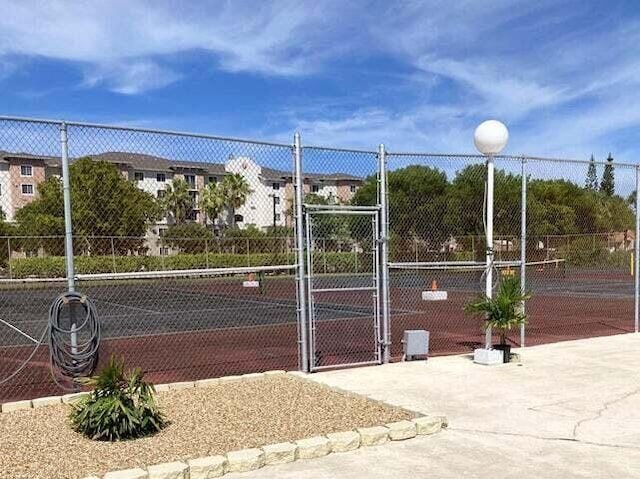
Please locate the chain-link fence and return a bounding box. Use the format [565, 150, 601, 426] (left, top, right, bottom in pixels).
[385, 152, 638, 356]
[1, 115, 638, 401]
[0, 117, 299, 401]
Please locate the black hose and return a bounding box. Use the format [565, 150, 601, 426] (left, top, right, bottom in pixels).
[48, 291, 100, 387]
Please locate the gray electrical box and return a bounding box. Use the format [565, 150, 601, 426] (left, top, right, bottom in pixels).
[402, 330, 430, 360]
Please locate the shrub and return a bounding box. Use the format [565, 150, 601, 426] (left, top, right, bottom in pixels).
[69, 356, 165, 441]
[558, 237, 631, 267]
[163, 223, 213, 253]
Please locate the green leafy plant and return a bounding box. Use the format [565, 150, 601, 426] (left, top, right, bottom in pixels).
[464, 276, 531, 345]
[69, 356, 166, 441]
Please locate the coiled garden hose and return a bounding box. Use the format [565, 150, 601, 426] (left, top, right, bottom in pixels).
[0, 291, 100, 389]
[48, 292, 101, 386]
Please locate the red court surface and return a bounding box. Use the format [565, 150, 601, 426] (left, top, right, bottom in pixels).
[1, 269, 636, 402]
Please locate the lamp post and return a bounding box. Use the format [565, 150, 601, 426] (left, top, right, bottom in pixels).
[269, 193, 277, 229]
[474, 120, 509, 351]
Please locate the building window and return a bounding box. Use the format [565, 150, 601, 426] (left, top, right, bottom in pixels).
[186, 209, 198, 221]
[272, 182, 280, 190]
[134, 172, 144, 182]
[350, 184, 357, 193]
[158, 228, 167, 238]
[189, 191, 198, 203]
[20, 165, 33, 177]
[184, 175, 196, 188]
[157, 190, 166, 199]
[21, 184, 34, 195]
[157, 173, 166, 182]
[275, 213, 281, 222]
[208, 176, 217, 184]
[160, 247, 169, 256]
[312, 184, 320, 193]
[234, 214, 244, 223]
[274, 196, 281, 205]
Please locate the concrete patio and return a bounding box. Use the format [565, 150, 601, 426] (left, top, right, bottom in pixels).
[228, 334, 640, 478]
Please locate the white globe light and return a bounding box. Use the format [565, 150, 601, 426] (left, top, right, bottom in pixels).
[474, 120, 509, 155]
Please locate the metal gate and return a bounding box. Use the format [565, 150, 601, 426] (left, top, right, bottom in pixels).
[304, 204, 382, 371]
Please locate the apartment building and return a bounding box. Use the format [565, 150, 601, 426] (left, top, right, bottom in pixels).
[0, 150, 363, 248]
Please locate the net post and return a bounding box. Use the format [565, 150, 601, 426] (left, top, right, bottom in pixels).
[294, 133, 309, 372]
[378, 143, 391, 364]
[635, 165, 639, 333]
[485, 154, 495, 349]
[520, 156, 527, 347]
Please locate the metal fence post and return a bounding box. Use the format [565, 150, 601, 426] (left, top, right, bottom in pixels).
[6, 237, 12, 280]
[61, 122, 77, 353]
[61, 122, 75, 291]
[323, 238, 327, 274]
[294, 133, 309, 372]
[520, 156, 527, 346]
[111, 236, 117, 273]
[379, 144, 390, 364]
[205, 238, 210, 268]
[635, 165, 639, 333]
[485, 154, 495, 349]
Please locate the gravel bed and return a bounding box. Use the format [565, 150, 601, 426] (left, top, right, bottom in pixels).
[0, 375, 412, 479]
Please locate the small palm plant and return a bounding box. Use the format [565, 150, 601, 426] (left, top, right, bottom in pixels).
[464, 276, 531, 347]
[69, 356, 166, 441]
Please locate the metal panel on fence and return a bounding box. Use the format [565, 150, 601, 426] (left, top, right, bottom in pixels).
[305, 207, 382, 370]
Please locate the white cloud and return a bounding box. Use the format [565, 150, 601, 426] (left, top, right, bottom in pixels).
[0, 0, 352, 92]
[82, 61, 182, 95]
[1, 0, 640, 164]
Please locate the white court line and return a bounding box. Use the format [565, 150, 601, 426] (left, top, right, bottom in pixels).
[95, 298, 161, 314]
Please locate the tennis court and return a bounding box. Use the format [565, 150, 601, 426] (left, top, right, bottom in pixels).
[0, 258, 635, 401]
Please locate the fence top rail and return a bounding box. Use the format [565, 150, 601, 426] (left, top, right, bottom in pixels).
[2, 114, 637, 167]
[302, 144, 378, 155]
[0, 115, 292, 149]
[386, 151, 639, 168]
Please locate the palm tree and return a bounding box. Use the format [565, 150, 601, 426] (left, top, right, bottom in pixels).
[200, 182, 226, 233]
[221, 173, 252, 228]
[161, 178, 192, 225]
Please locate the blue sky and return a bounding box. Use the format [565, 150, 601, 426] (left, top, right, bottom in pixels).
[1, 0, 639, 161]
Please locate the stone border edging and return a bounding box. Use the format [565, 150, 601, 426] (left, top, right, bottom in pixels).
[1, 370, 447, 479]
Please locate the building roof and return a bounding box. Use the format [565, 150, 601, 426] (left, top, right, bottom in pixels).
[0, 150, 362, 181]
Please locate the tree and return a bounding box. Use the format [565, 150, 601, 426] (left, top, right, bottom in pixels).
[162, 223, 213, 253]
[600, 153, 615, 196]
[161, 178, 193, 225]
[15, 158, 160, 254]
[200, 182, 225, 233]
[353, 165, 449, 242]
[586, 154, 598, 190]
[221, 173, 252, 228]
